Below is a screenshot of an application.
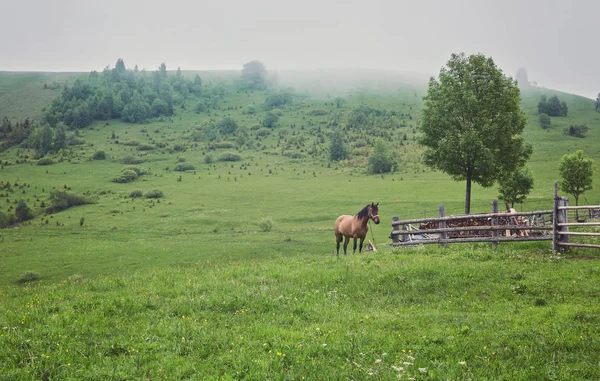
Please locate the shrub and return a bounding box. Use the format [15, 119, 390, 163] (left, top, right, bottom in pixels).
[368, 139, 397, 174]
[45, 190, 92, 214]
[209, 141, 236, 149]
[173, 144, 186, 152]
[195, 101, 207, 113]
[256, 127, 271, 137]
[308, 109, 329, 116]
[218, 152, 242, 162]
[174, 163, 196, 171]
[92, 150, 106, 160]
[15, 200, 33, 222]
[17, 272, 40, 284]
[36, 157, 54, 166]
[123, 156, 143, 164]
[204, 155, 213, 164]
[177, 157, 186, 163]
[112, 169, 139, 183]
[145, 189, 164, 199]
[259, 217, 273, 232]
[122, 166, 150, 176]
[121, 141, 140, 146]
[564, 124, 589, 138]
[129, 189, 143, 198]
[137, 144, 155, 151]
[0, 211, 16, 228]
[539, 113, 551, 129]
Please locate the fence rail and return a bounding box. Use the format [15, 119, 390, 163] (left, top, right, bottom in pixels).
[390, 182, 600, 252]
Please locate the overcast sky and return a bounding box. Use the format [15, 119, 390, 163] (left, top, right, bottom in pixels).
[1, 0, 598, 98]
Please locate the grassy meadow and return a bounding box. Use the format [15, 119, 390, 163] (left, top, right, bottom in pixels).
[1, 68, 599, 379]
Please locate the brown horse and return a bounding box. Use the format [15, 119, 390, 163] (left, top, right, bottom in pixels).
[334, 203, 380, 255]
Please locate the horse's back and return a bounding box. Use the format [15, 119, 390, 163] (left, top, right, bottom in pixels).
[335, 215, 354, 236]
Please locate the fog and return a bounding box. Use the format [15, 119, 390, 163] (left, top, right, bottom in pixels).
[1, 0, 598, 98]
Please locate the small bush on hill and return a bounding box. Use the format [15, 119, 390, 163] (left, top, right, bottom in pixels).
[177, 157, 186, 163]
[209, 141, 236, 149]
[15, 200, 33, 222]
[129, 189, 143, 198]
[564, 124, 589, 138]
[37, 157, 54, 165]
[219, 152, 242, 162]
[204, 155, 213, 164]
[539, 114, 551, 129]
[368, 139, 397, 174]
[145, 189, 164, 199]
[123, 166, 150, 176]
[46, 190, 92, 214]
[195, 101, 207, 113]
[92, 150, 106, 160]
[0, 211, 17, 228]
[17, 272, 40, 284]
[173, 144, 186, 152]
[259, 217, 273, 232]
[122, 141, 140, 146]
[137, 144, 155, 151]
[112, 165, 150, 183]
[174, 163, 195, 171]
[307, 109, 329, 116]
[256, 128, 271, 137]
[68, 136, 85, 146]
[123, 156, 143, 164]
[112, 169, 139, 183]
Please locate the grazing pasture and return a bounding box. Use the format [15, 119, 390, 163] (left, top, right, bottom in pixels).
[0, 69, 599, 378]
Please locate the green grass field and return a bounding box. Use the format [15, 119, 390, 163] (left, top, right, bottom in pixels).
[1, 69, 599, 379]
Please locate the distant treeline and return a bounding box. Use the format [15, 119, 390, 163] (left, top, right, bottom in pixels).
[43, 59, 225, 129]
[0, 117, 35, 151]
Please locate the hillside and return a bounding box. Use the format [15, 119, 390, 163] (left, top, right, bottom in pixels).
[0, 68, 599, 282]
[0, 67, 599, 379]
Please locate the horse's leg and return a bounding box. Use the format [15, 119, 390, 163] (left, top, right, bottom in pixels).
[335, 233, 342, 256]
[359, 237, 365, 253]
[343, 236, 350, 255]
[353, 237, 358, 253]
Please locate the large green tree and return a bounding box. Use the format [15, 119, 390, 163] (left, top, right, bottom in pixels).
[558, 150, 595, 209]
[420, 53, 532, 214]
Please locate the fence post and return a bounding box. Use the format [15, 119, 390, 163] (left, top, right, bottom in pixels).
[438, 204, 446, 247]
[392, 216, 400, 246]
[491, 200, 499, 247]
[554, 181, 569, 252]
[553, 182, 558, 251]
[558, 197, 570, 250]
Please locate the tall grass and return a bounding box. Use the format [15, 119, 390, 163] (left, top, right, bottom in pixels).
[1, 246, 599, 379]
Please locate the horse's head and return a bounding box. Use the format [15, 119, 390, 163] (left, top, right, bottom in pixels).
[369, 202, 380, 224]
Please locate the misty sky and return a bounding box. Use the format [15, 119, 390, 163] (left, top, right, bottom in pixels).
[1, 0, 598, 98]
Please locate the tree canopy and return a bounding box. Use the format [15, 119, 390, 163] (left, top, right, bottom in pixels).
[420, 53, 532, 214]
[43, 58, 213, 129]
[558, 150, 595, 207]
[538, 95, 568, 116]
[497, 167, 534, 209]
[241, 60, 267, 89]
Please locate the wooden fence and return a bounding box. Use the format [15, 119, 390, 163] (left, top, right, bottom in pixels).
[390, 183, 600, 251]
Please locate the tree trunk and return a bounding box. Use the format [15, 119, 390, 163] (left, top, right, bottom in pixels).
[465, 168, 472, 214]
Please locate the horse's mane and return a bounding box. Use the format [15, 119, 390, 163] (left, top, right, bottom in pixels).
[355, 204, 370, 220]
